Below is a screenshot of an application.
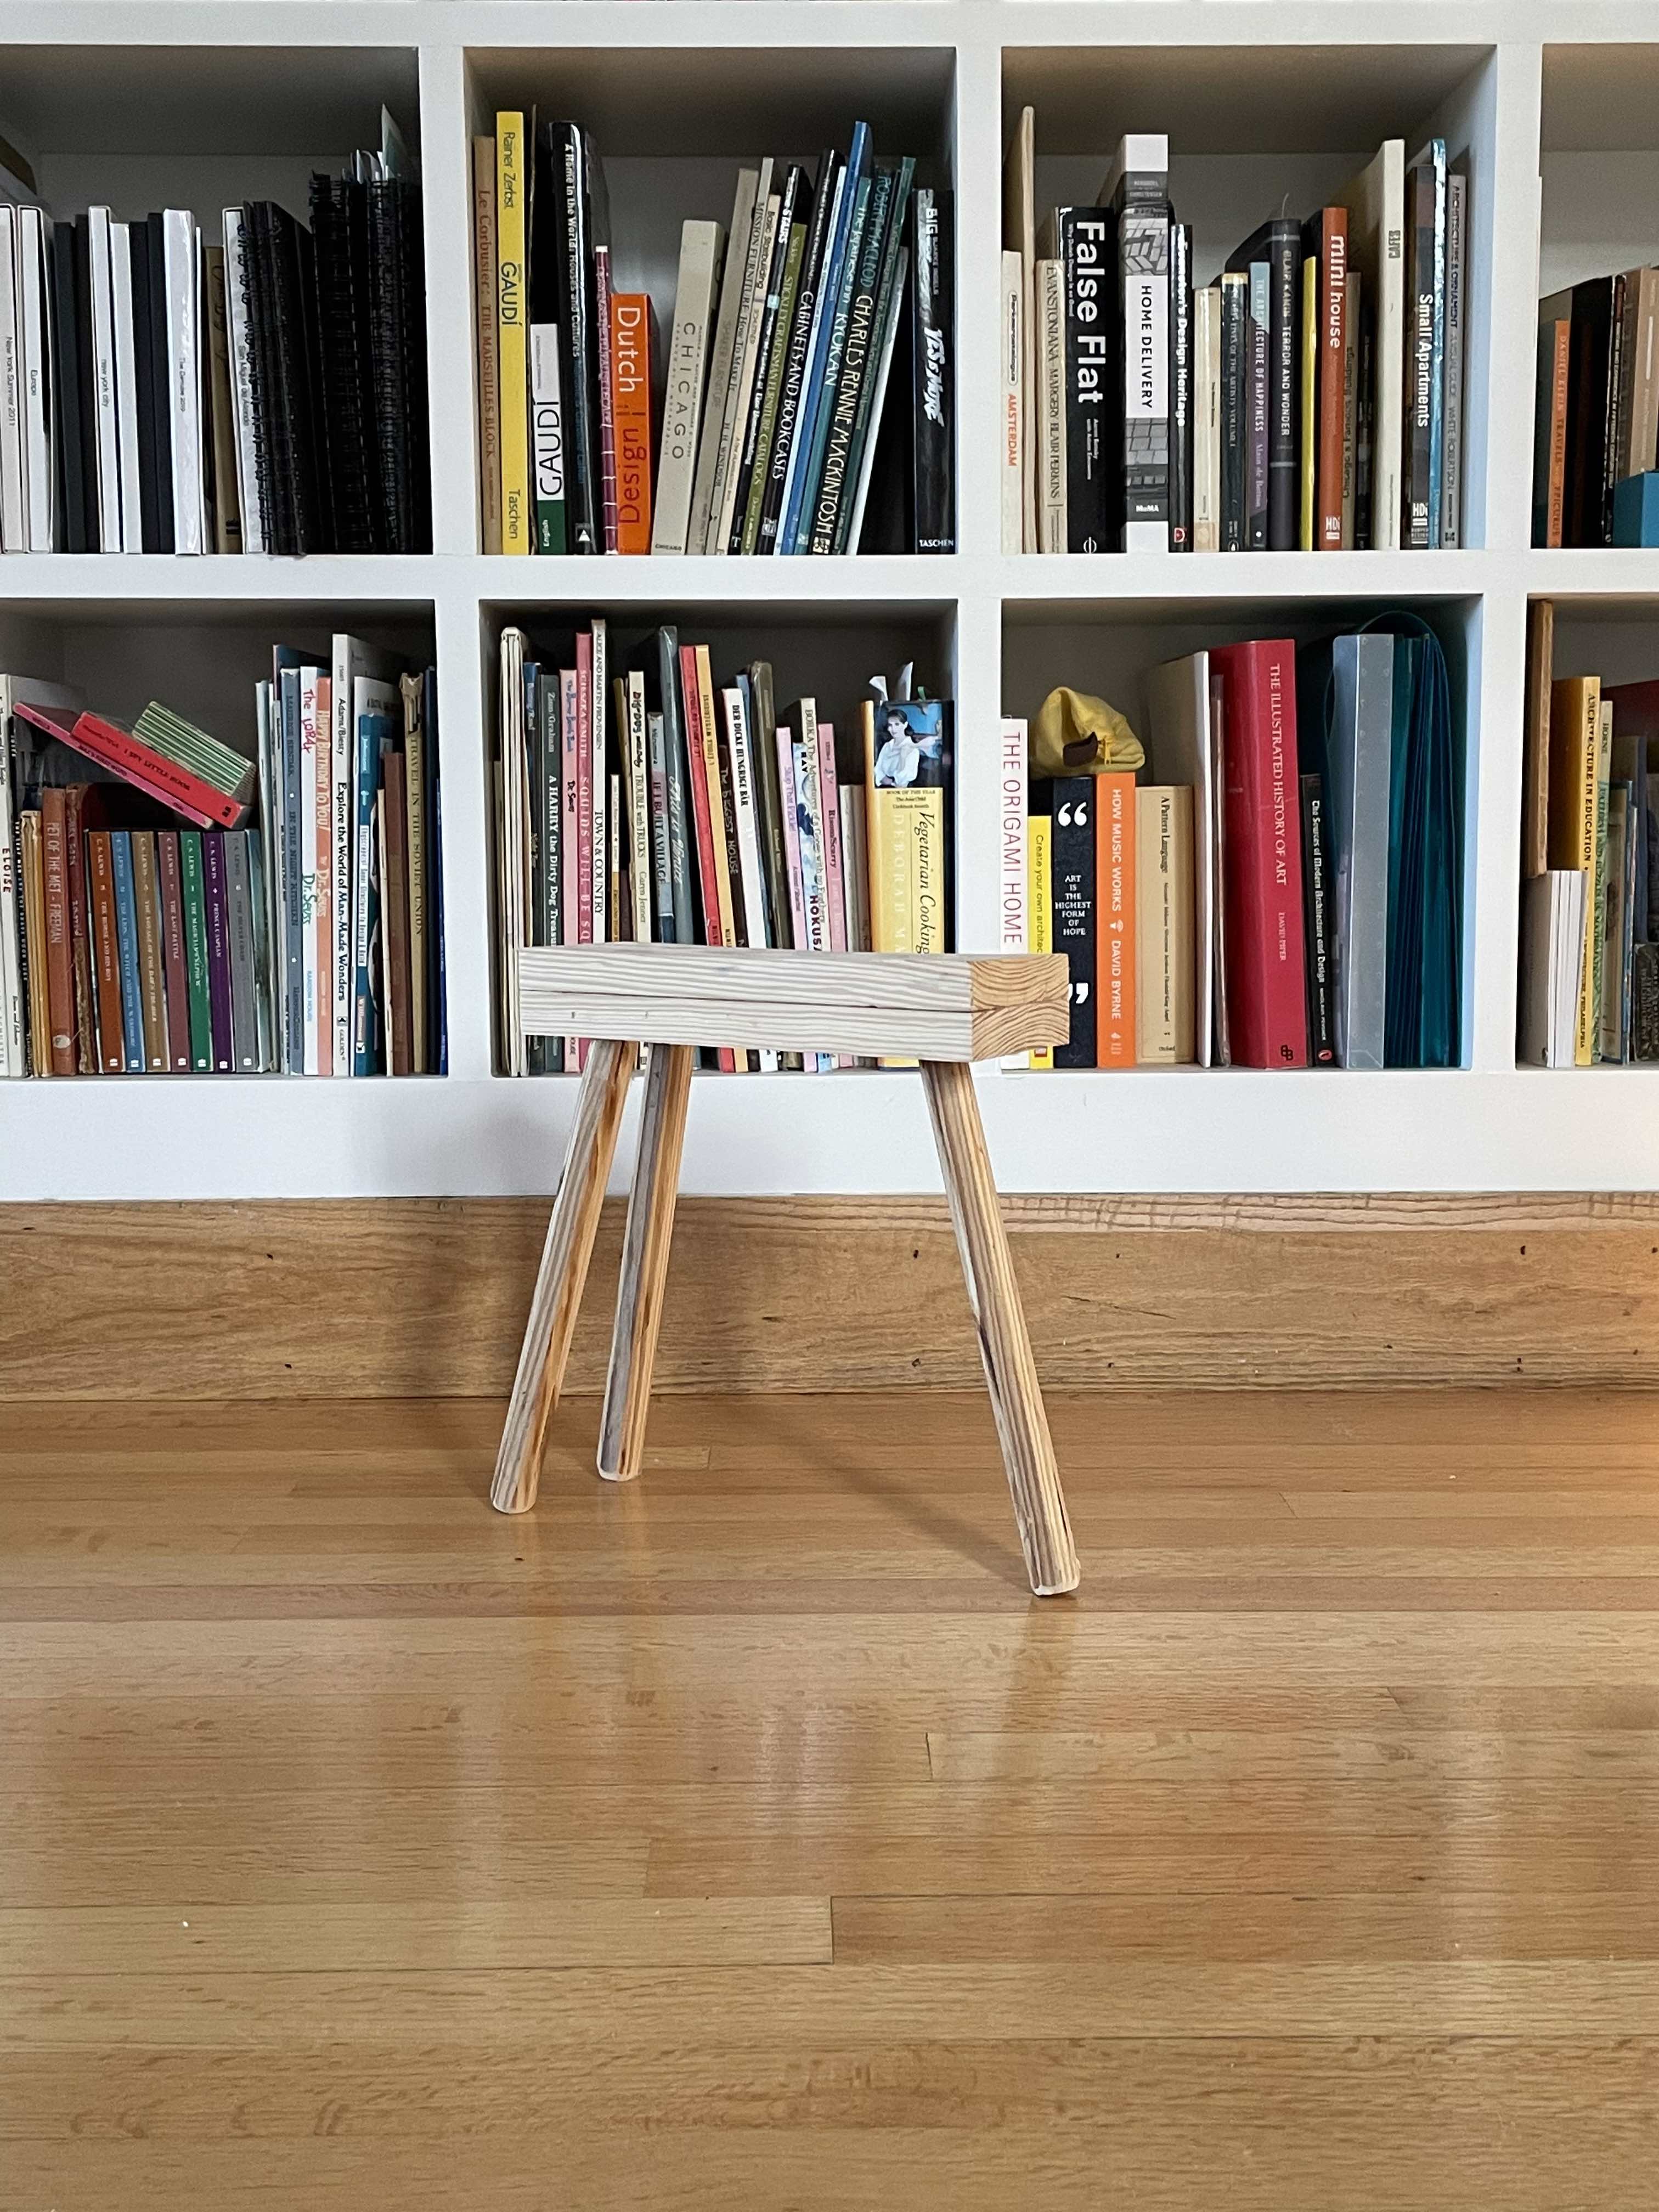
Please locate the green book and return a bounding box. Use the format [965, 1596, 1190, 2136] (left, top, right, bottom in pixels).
[179, 830, 213, 1071]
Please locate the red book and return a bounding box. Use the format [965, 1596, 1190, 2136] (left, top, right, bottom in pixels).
[40, 787, 75, 1074]
[12, 701, 245, 831]
[1210, 640, 1307, 1068]
[1308, 208, 1348, 550]
[85, 830, 125, 1074]
[574, 633, 594, 951]
[608, 291, 654, 555]
[156, 830, 191, 1071]
[1095, 771, 1137, 1068]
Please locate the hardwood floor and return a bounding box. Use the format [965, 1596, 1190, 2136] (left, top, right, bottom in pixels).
[3, 1385, 1658, 2207]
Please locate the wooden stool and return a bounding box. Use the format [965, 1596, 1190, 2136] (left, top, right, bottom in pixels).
[489, 945, 1080, 1596]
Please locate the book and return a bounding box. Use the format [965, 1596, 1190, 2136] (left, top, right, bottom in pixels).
[689, 167, 761, 558]
[1104, 134, 1170, 552]
[1403, 148, 1444, 549]
[87, 830, 123, 1072]
[1097, 772, 1136, 1066]
[1334, 140, 1406, 553]
[609, 292, 652, 554]
[1220, 272, 1246, 553]
[1521, 599, 1554, 879]
[39, 787, 73, 1073]
[997, 718, 1029, 1069]
[1519, 869, 1587, 1068]
[1245, 259, 1270, 550]
[1042, 207, 1109, 554]
[1048, 775, 1096, 1067]
[1169, 221, 1193, 552]
[1001, 249, 1023, 552]
[1210, 638, 1307, 1068]
[1003, 103, 1038, 555]
[1299, 251, 1317, 549]
[1304, 208, 1348, 550]
[1602, 781, 1630, 1062]
[712, 163, 778, 556]
[472, 136, 502, 554]
[1441, 171, 1467, 548]
[862, 694, 950, 959]
[1548, 674, 1601, 1066]
[109, 829, 144, 1071]
[1193, 287, 1221, 553]
[1147, 653, 1218, 1067]
[732, 167, 805, 555]
[1028, 798, 1054, 1071]
[761, 149, 840, 556]
[1299, 775, 1335, 1064]
[129, 830, 167, 1071]
[910, 186, 955, 555]
[1227, 219, 1300, 550]
[400, 669, 428, 1071]
[1532, 312, 1570, 548]
[1318, 632, 1395, 1071]
[652, 219, 723, 555]
[594, 244, 619, 552]
[495, 115, 531, 555]
[1136, 785, 1194, 1064]
[1613, 470, 1659, 547]
[156, 829, 190, 1071]
[225, 830, 259, 1072]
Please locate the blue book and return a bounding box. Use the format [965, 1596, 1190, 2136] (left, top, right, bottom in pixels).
[1614, 471, 1659, 546]
[799, 165, 889, 556]
[353, 712, 396, 1075]
[109, 831, 145, 1072]
[781, 122, 871, 554]
[278, 663, 305, 1073]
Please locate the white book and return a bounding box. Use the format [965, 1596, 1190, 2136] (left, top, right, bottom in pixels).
[687, 166, 759, 557]
[87, 207, 122, 551]
[847, 245, 908, 556]
[1147, 652, 1218, 1069]
[332, 638, 400, 1075]
[713, 187, 778, 557]
[998, 718, 1030, 1070]
[1002, 103, 1037, 554]
[1519, 870, 1588, 1070]
[706, 159, 775, 555]
[221, 210, 263, 554]
[0, 207, 24, 550]
[722, 682, 778, 1071]
[163, 210, 203, 554]
[298, 667, 327, 1074]
[651, 219, 723, 555]
[1335, 139, 1404, 554]
[1037, 257, 1066, 554]
[19, 210, 50, 550]
[590, 618, 607, 946]
[1001, 250, 1023, 554]
[626, 668, 652, 945]
[528, 321, 563, 550]
[110, 222, 143, 553]
[1193, 286, 1221, 552]
[0, 675, 83, 1076]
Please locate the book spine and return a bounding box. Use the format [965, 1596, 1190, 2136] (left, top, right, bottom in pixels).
[710, 175, 777, 556]
[403, 674, 428, 1070]
[109, 831, 145, 1072]
[67, 712, 239, 830]
[626, 672, 653, 944]
[352, 711, 381, 1075]
[1214, 639, 1308, 1068]
[560, 667, 580, 980]
[782, 145, 863, 557]
[1342, 269, 1361, 546]
[225, 831, 258, 1072]
[594, 244, 619, 553]
[156, 829, 191, 1069]
[1036, 258, 1066, 554]
[297, 673, 323, 1075]
[19, 211, 52, 550]
[732, 174, 799, 554]
[679, 644, 723, 947]
[177, 830, 212, 1071]
[1169, 222, 1192, 550]
[760, 152, 839, 555]
[1267, 227, 1300, 551]
[1050, 777, 1096, 1066]
[1300, 253, 1318, 548]
[472, 138, 502, 555]
[743, 217, 805, 555]
[815, 718, 847, 964]
[1246, 261, 1269, 550]
[590, 620, 608, 949]
[202, 833, 234, 1071]
[1403, 166, 1435, 549]
[1441, 171, 1466, 550]
[1135, 785, 1193, 1064]
[0, 208, 25, 553]
[87, 831, 125, 1073]
[1115, 178, 1170, 549]
[777, 725, 808, 954]
[1063, 209, 1111, 555]
[1028, 800, 1053, 1071]
[382, 745, 413, 1075]
[163, 210, 203, 555]
[794, 169, 871, 556]
[1317, 211, 1347, 549]
[64, 787, 96, 1076]
[696, 647, 737, 957]
[495, 116, 531, 555]
[647, 709, 674, 944]
[1097, 772, 1136, 1066]
[40, 786, 74, 1074]
[529, 323, 567, 554]
[1194, 287, 1220, 552]
[814, 163, 906, 557]
[1001, 250, 1023, 552]
[911, 187, 955, 555]
[129, 831, 167, 1071]
[690, 169, 760, 557]
[997, 719, 1029, 1071]
[653, 221, 720, 556]
[1300, 773, 1335, 1063]
[1220, 273, 1246, 552]
[609, 294, 652, 554]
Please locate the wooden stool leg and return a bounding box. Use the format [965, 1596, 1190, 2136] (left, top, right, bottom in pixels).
[599, 1041, 694, 1483]
[921, 1059, 1080, 1596]
[490, 1038, 636, 1515]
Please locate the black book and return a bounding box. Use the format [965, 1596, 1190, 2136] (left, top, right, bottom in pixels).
[1300, 772, 1335, 1064]
[811, 161, 902, 556]
[1169, 220, 1192, 550]
[729, 165, 809, 554]
[128, 224, 162, 554]
[648, 626, 698, 943]
[234, 209, 281, 552]
[1245, 263, 1269, 550]
[910, 185, 954, 554]
[308, 175, 375, 553]
[71, 217, 102, 548]
[547, 121, 603, 555]
[1046, 207, 1110, 554]
[251, 202, 328, 555]
[368, 176, 426, 554]
[1227, 218, 1300, 550]
[1563, 273, 1615, 549]
[1219, 271, 1246, 553]
[1403, 160, 1439, 550]
[759, 146, 841, 554]
[395, 182, 431, 554]
[1049, 775, 1098, 1068]
[48, 223, 89, 552]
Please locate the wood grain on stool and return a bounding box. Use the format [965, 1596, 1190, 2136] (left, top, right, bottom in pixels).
[599, 1041, 694, 1483]
[489, 1038, 635, 1515]
[922, 1058, 1080, 1596]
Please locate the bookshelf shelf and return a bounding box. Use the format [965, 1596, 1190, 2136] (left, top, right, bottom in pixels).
[3, 1, 1657, 1199]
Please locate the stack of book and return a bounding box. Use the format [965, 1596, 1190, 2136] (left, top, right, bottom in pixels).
[0, 129, 429, 555]
[1015, 623, 1460, 1069]
[1533, 269, 1659, 548]
[1002, 115, 1469, 554]
[1519, 601, 1659, 1064]
[493, 622, 952, 1072]
[0, 640, 442, 1077]
[475, 115, 954, 557]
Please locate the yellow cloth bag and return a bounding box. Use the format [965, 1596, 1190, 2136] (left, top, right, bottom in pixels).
[1029, 686, 1144, 777]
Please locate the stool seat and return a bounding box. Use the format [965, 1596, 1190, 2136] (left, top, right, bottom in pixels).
[490, 945, 1080, 1597]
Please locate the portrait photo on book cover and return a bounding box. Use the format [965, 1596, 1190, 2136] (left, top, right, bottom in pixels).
[873, 700, 946, 789]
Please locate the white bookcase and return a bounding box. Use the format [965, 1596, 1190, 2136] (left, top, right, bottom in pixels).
[2, 0, 1657, 1201]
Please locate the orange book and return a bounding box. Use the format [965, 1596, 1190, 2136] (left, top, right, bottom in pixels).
[1096, 771, 1137, 1066]
[609, 292, 654, 554]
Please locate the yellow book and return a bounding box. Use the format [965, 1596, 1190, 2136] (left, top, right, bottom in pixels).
[861, 699, 946, 1065]
[1548, 675, 1600, 1066]
[1028, 809, 1053, 1070]
[1299, 255, 1317, 551]
[495, 113, 531, 555]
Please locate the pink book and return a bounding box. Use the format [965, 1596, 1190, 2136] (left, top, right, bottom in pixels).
[595, 246, 619, 555]
[560, 667, 581, 1070]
